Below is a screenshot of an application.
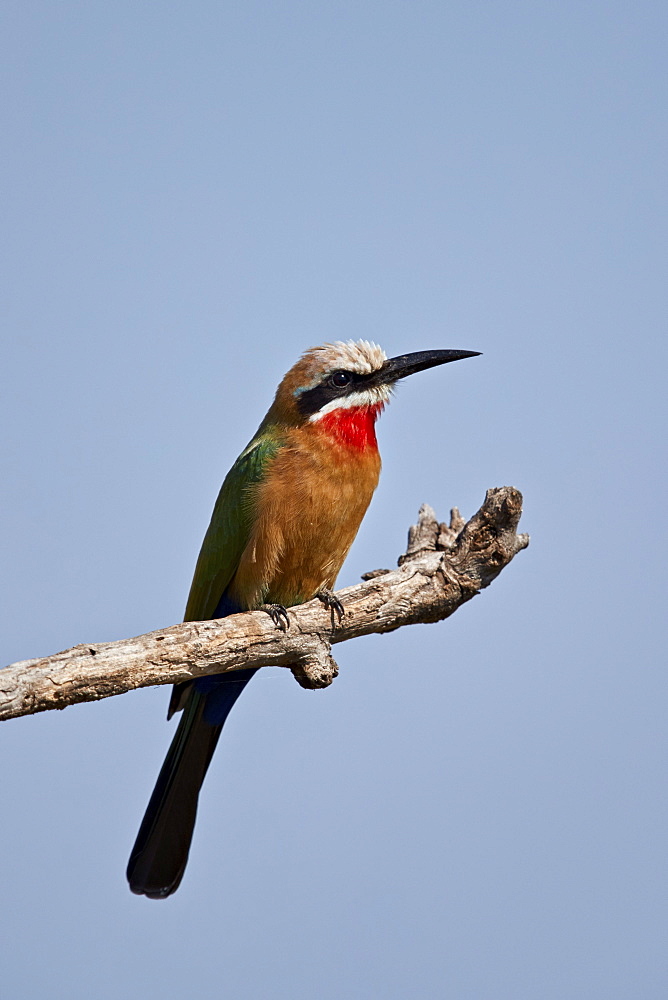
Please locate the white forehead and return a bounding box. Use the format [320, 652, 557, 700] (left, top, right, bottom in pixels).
[308, 339, 387, 374]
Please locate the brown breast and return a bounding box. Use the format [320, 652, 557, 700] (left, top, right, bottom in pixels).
[228, 421, 382, 609]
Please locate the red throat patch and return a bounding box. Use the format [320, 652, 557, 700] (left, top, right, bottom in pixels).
[315, 403, 383, 450]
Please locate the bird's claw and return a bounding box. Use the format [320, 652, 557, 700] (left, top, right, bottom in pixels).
[315, 589, 345, 624]
[261, 603, 290, 631]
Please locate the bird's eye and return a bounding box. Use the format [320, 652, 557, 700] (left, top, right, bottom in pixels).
[330, 371, 352, 389]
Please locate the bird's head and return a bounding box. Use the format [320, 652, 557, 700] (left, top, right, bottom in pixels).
[264, 340, 480, 448]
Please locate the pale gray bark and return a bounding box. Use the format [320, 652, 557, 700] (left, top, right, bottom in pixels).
[0, 487, 529, 722]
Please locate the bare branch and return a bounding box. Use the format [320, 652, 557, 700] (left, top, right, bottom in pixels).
[0, 487, 528, 722]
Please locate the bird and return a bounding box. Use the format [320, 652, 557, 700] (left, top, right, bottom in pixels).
[127, 339, 479, 898]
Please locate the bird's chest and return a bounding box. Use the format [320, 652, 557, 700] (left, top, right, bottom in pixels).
[282, 433, 379, 534]
[259, 432, 381, 603]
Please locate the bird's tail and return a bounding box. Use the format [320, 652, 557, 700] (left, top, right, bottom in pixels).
[126, 669, 257, 899]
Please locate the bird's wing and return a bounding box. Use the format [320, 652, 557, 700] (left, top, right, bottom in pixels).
[183, 433, 282, 622]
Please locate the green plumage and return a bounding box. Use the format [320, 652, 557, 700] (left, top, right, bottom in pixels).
[184, 430, 283, 622]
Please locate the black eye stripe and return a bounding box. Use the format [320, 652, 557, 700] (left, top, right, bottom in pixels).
[295, 369, 365, 417]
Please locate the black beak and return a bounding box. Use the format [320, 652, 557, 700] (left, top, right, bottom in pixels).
[366, 349, 481, 387]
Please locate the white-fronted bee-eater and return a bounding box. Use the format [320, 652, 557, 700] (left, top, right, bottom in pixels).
[127, 340, 480, 898]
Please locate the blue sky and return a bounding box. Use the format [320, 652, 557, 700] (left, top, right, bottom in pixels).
[2, 2, 666, 997]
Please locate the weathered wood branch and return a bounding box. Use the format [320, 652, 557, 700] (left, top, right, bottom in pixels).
[0, 487, 528, 722]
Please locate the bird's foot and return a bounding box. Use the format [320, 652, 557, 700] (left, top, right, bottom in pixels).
[261, 603, 290, 631]
[315, 589, 345, 625]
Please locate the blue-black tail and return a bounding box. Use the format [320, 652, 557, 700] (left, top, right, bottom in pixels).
[126, 668, 256, 898]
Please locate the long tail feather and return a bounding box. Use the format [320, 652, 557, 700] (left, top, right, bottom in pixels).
[127, 669, 256, 899]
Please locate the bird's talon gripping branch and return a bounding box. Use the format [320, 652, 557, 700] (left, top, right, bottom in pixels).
[315, 589, 345, 624]
[261, 603, 290, 630]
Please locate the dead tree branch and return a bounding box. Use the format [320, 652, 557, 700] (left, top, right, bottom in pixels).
[1, 487, 528, 722]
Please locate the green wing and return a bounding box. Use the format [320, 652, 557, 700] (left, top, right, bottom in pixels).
[183, 432, 281, 622]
